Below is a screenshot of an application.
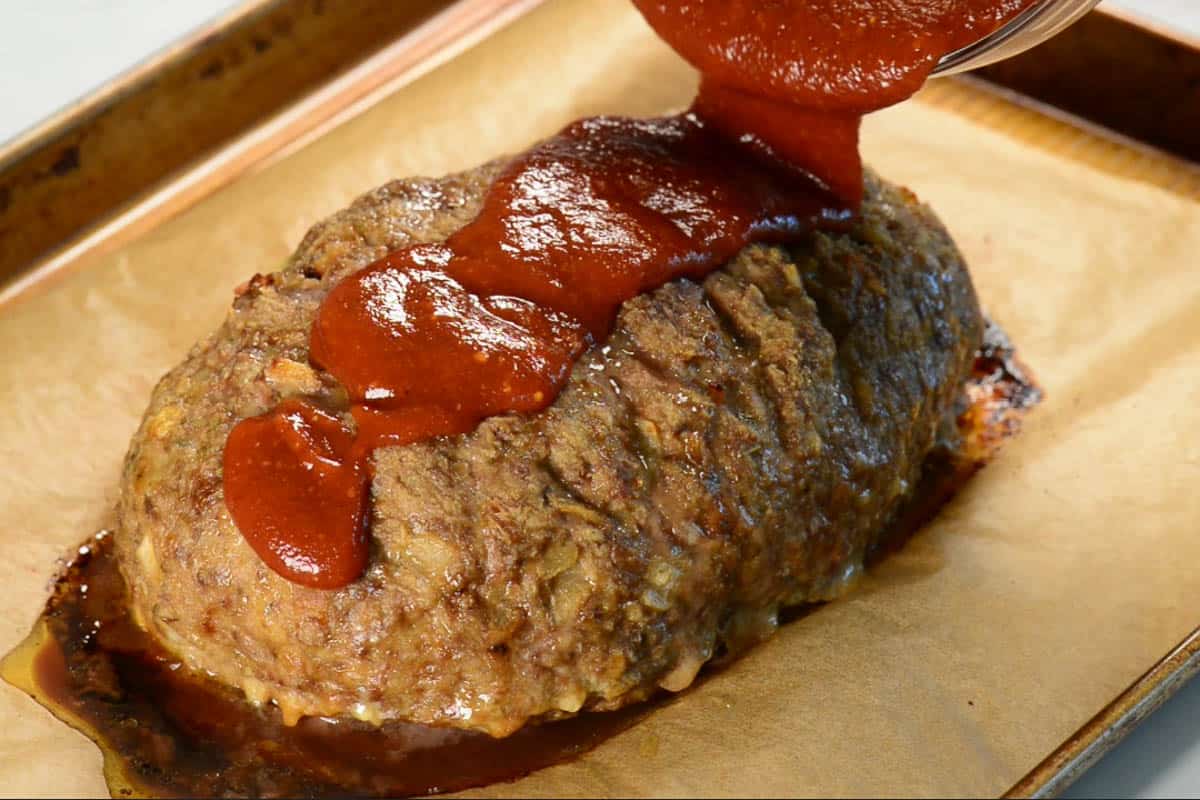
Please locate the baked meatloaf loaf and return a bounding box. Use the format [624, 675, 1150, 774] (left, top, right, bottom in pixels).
[116, 163, 983, 737]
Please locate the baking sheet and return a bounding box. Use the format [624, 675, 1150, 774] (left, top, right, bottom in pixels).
[1, 0, 1199, 796]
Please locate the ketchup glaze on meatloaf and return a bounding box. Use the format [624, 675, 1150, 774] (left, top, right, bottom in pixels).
[222, 0, 1032, 591]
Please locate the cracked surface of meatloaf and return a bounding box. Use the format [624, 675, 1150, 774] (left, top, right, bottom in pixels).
[116, 163, 983, 737]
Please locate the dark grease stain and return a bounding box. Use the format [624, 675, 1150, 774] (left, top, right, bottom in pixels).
[199, 60, 225, 80]
[50, 146, 80, 177]
[2, 532, 652, 798]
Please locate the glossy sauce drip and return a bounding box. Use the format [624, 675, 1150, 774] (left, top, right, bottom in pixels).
[224, 0, 1035, 588]
[223, 116, 846, 588]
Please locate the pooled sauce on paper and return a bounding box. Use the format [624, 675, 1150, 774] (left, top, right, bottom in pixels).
[1, 330, 1038, 798]
[223, 0, 1035, 589]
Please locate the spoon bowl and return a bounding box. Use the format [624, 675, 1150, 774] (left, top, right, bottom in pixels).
[933, 0, 1104, 76]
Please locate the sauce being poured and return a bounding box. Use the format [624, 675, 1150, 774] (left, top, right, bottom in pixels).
[636, 0, 1036, 202]
[224, 0, 1035, 588]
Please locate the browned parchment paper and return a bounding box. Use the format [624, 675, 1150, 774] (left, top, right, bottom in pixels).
[2, 1, 1199, 796]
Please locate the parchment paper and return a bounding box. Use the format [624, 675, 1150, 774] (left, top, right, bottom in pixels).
[2, 1, 1198, 796]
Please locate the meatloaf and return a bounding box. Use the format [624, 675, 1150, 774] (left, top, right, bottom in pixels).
[116, 163, 983, 737]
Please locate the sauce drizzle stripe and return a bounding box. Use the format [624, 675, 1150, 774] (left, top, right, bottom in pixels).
[223, 0, 1035, 588]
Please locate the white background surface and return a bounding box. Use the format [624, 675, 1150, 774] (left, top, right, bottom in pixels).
[0, 1, 1197, 797]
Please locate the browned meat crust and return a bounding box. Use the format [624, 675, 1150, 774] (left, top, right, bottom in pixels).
[116, 164, 983, 736]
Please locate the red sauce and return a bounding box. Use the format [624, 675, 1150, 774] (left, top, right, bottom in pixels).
[637, 0, 1036, 202]
[224, 0, 1035, 589]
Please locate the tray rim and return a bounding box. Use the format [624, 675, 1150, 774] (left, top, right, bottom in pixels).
[0, 0, 539, 308]
[1005, 627, 1200, 797]
[2, 2, 1198, 797]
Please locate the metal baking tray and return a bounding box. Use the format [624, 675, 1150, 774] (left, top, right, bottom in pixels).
[1, 1, 1197, 796]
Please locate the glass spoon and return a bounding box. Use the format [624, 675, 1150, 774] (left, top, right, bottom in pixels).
[933, 0, 1105, 76]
